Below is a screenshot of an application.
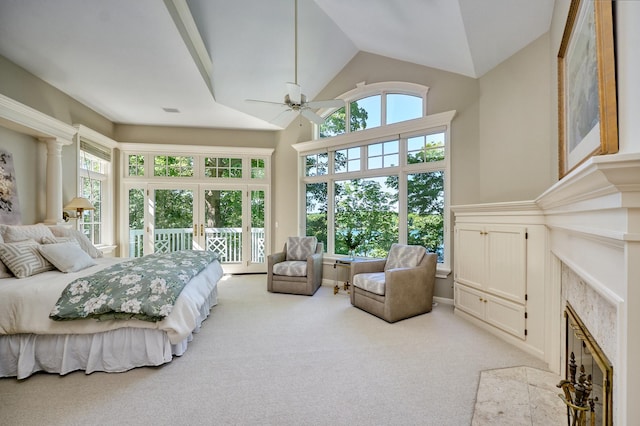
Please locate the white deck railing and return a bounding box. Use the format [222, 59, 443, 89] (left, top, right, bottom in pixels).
[129, 228, 265, 263]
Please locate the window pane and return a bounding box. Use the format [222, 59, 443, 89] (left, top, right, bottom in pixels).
[383, 140, 398, 154]
[384, 154, 399, 168]
[369, 143, 382, 156]
[319, 107, 346, 138]
[334, 177, 398, 258]
[387, 94, 423, 124]
[368, 140, 399, 169]
[368, 156, 382, 169]
[204, 157, 242, 179]
[305, 153, 328, 176]
[129, 188, 145, 258]
[335, 148, 361, 174]
[351, 95, 381, 131]
[128, 155, 144, 176]
[154, 156, 193, 177]
[407, 132, 445, 164]
[407, 171, 444, 262]
[306, 183, 327, 251]
[251, 158, 266, 179]
[334, 149, 347, 173]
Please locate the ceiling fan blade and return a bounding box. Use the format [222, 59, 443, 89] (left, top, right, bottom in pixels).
[305, 99, 344, 109]
[301, 109, 326, 125]
[246, 98, 288, 107]
[286, 82, 302, 104]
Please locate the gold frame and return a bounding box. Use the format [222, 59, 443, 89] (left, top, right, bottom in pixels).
[558, 0, 618, 178]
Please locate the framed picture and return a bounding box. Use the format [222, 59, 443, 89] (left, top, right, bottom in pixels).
[558, 0, 617, 178]
[0, 149, 21, 225]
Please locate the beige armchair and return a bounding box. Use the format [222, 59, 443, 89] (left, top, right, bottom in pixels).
[349, 243, 437, 322]
[267, 236, 323, 296]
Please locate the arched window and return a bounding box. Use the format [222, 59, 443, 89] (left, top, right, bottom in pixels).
[318, 82, 428, 139]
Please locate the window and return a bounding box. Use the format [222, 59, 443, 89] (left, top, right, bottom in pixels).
[154, 155, 194, 177]
[367, 140, 399, 169]
[128, 154, 145, 176]
[318, 82, 427, 139]
[407, 133, 445, 164]
[205, 157, 242, 178]
[251, 158, 266, 179]
[296, 81, 452, 272]
[77, 132, 114, 247]
[305, 153, 328, 177]
[387, 93, 422, 124]
[334, 147, 361, 173]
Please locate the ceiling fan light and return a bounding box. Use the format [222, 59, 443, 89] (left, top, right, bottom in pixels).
[286, 82, 302, 104]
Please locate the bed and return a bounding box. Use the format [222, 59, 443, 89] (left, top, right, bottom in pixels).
[0, 224, 223, 379]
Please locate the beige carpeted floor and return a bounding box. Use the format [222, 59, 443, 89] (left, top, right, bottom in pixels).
[0, 274, 553, 426]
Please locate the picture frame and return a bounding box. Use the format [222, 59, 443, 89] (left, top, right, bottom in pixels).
[558, 0, 617, 178]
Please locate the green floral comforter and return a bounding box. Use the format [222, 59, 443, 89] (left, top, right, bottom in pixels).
[50, 250, 218, 322]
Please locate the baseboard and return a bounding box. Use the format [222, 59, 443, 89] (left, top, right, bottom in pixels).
[434, 296, 453, 306]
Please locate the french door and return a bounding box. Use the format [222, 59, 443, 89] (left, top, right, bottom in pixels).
[127, 184, 268, 274]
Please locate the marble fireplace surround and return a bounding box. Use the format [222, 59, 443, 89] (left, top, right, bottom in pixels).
[536, 152, 640, 425]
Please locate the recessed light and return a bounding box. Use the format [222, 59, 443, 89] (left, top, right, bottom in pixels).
[162, 107, 180, 113]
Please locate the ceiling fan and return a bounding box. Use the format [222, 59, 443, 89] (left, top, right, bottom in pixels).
[246, 0, 343, 125]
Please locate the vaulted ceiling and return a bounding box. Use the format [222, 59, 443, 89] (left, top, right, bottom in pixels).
[0, 0, 554, 131]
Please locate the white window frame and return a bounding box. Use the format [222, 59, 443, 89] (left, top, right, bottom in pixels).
[295, 111, 455, 277]
[74, 125, 117, 252]
[119, 143, 273, 259]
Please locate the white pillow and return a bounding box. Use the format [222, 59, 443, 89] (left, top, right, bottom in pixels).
[0, 232, 12, 278]
[3, 224, 55, 243]
[38, 241, 97, 273]
[49, 226, 103, 258]
[0, 240, 54, 278]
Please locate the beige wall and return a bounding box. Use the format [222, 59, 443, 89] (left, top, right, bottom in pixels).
[114, 124, 277, 148]
[0, 55, 114, 137]
[0, 126, 44, 225]
[477, 33, 553, 202]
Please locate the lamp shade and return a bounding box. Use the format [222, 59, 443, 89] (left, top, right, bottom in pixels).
[63, 197, 95, 211]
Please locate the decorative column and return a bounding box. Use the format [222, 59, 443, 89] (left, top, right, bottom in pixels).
[40, 137, 67, 225]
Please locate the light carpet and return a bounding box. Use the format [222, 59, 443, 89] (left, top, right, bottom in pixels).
[0, 274, 552, 425]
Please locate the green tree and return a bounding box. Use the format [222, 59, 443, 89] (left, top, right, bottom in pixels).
[334, 178, 399, 257]
[319, 103, 368, 138]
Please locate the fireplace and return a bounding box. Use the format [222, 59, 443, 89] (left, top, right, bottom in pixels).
[559, 303, 613, 425]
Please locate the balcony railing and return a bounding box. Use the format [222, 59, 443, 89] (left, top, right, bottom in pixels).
[129, 227, 265, 263]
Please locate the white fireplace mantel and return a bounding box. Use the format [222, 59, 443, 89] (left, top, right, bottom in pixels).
[536, 152, 640, 426]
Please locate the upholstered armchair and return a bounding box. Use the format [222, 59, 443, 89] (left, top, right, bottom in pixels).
[349, 243, 437, 323]
[267, 236, 324, 296]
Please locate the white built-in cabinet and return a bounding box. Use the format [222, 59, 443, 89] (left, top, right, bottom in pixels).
[452, 202, 548, 361]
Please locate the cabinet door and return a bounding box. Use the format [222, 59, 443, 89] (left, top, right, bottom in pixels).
[454, 283, 485, 319]
[486, 225, 527, 303]
[485, 293, 526, 340]
[455, 225, 486, 289]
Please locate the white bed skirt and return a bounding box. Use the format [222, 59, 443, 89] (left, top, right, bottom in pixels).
[0, 284, 218, 379]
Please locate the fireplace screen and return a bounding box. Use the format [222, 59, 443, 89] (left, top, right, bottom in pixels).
[559, 303, 613, 425]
